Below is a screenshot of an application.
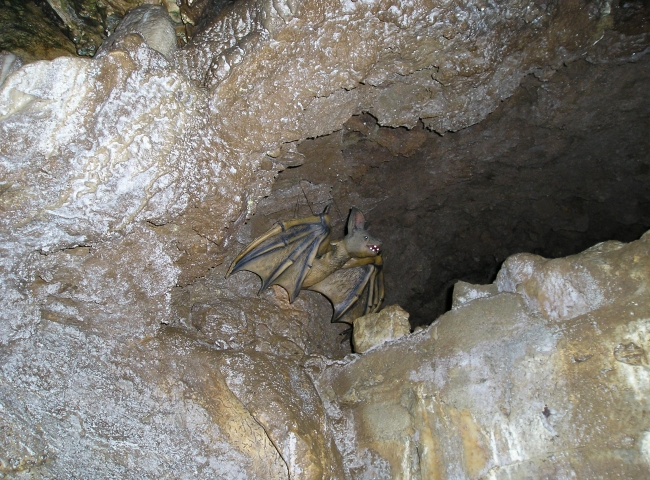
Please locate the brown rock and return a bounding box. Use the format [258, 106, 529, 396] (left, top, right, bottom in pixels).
[0, 1, 649, 477]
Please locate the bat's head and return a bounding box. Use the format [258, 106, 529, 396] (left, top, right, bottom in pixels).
[344, 207, 382, 258]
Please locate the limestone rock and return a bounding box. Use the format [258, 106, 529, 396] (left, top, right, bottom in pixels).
[178, 0, 637, 153]
[96, 5, 178, 60]
[0, 1, 77, 61]
[215, 350, 345, 478]
[0, 325, 291, 478]
[495, 237, 649, 321]
[0, 0, 173, 59]
[0, 52, 22, 87]
[176, 269, 352, 360]
[314, 230, 650, 478]
[451, 281, 499, 310]
[352, 304, 411, 353]
[0, 30, 291, 477]
[0, 39, 203, 251]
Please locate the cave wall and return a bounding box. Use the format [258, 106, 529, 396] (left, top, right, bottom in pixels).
[0, 0, 649, 478]
[0, 0, 221, 59]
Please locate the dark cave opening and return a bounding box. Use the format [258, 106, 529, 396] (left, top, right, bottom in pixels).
[261, 55, 650, 329]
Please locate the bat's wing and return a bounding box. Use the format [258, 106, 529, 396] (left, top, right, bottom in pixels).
[226, 212, 331, 302]
[308, 255, 384, 322]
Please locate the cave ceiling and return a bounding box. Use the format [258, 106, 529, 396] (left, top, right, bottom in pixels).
[1, 0, 649, 328]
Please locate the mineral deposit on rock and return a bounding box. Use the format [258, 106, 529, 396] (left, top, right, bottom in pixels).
[315, 231, 650, 478]
[0, 0, 649, 478]
[95, 4, 178, 60]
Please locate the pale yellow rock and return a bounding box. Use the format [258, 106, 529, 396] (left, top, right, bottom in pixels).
[352, 304, 411, 353]
[316, 231, 650, 479]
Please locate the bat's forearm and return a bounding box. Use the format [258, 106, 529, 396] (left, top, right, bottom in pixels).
[342, 255, 383, 269]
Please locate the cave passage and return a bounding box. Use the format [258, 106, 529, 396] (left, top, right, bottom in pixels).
[261, 57, 650, 328]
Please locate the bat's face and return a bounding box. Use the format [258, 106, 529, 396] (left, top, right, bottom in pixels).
[345, 228, 382, 258]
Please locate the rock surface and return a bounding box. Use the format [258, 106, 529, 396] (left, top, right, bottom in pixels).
[179, 0, 636, 149]
[0, 1, 77, 61]
[95, 4, 179, 60]
[352, 304, 411, 353]
[0, 0, 649, 478]
[315, 231, 650, 478]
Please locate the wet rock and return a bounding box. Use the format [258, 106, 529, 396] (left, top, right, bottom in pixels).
[0, 31, 288, 476]
[178, 0, 644, 152]
[0, 52, 22, 87]
[314, 230, 650, 478]
[496, 235, 650, 321]
[175, 269, 352, 360]
[451, 281, 499, 309]
[0, 38, 206, 251]
[0, 325, 291, 477]
[96, 5, 178, 60]
[216, 351, 346, 478]
[352, 304, 411, 353]
[0, 1, 77, 61]
[0, 1, 197, 60]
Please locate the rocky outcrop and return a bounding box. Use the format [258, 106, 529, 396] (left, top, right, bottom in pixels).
[352, 304, 411, 353]
[315, 231, 650, 478]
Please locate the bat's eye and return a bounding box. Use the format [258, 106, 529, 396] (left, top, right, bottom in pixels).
[364, 236, 368, 240]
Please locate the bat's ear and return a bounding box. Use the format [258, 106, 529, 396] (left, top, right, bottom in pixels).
[347, 207, 366, 232]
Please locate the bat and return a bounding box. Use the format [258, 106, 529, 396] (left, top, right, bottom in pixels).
[226, 206, 384, 323]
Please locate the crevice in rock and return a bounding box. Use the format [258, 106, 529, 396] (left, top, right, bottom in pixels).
[250, 414, 292, 479]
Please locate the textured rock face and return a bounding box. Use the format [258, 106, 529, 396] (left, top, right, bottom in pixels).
[95, 4, 179, 60]
[315, 232, 650, 478]
[178, 0, 625, 151]
[0, 36, 344, 475]
[1, 43, 201, 249]
[1, 325, 291, 477]
[0, 0, 649, 478]
[352, 304, 411, 353]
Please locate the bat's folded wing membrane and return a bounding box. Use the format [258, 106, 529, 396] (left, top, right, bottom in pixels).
[227, 215, 330, 302]
[308, 260, 384, 322]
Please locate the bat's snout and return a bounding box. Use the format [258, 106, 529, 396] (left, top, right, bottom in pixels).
[368, 244, 381, 254]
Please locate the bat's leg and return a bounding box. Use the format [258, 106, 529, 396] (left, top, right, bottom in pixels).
[371, 269, 385, 313]
[339, 326, 353, 343]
